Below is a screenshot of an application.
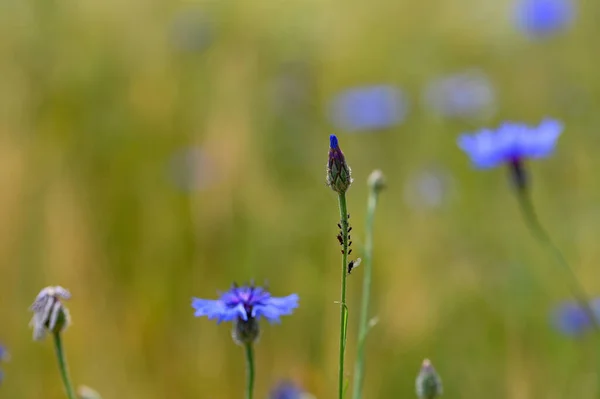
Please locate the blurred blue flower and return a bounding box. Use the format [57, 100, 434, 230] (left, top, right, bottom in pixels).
[552, 299, 600, 337]
[329, 85, 408, 132]
[169, 8, 213, 53]
[457, 119, 562, 169]
[192, 283, 299, 324]
[423, 70, 495, 119]
[270, 61, 313, 117]
[404, 166, 455, 210]
[269, 381, 305, 399]
[514, 0, 575, 38]
[0, 344, 7, 385]
[167, 147, 217, 192]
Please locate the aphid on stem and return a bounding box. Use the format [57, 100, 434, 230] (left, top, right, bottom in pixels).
[347, 258, 362, 275]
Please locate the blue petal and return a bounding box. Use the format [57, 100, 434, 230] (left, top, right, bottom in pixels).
[457, 131, 505, 168]
[191, 298, 246, 323]
[516, 119, 562, 158]
[252, 294, 299, 323]
[330, 134, 339, 149]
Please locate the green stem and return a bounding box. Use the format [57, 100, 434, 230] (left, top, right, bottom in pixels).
[516, 190, 598, 328]
[244, 343, 255, 399]
[338, 192, 350, 399]
[352, 188, 379, 399]
[52, 332, 76, 399]
[516, 189, 600, 397]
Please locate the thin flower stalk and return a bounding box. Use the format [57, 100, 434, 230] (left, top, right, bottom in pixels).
[244, 343, 255, 399]
[326, 134, 353, 399]
[352, 170, 384, 399]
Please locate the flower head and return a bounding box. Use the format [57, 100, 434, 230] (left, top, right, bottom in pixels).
[29, 286, 72, 341]
[327, 134, 353, 194]
[192, 283, 299, 344]
[78, 385, 103, 399]
[368, 170, 386, 193]
[552, 299, 600, 337]
[416, 359, 443, 399]
[514, 0, 575, 38]
[458, 119, 562, 169]
[329, 85, 408, 132]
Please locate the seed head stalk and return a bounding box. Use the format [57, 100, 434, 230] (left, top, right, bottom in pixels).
[53, 332, 76, 399]
[352, 170, 384, 399]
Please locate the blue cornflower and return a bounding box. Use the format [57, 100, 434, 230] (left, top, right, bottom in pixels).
[329, 85, 408, 132]
[552, 299, 600, 337]
[458, 119, 562, 188]
[269, 381, 305, 399]
[458, 119, 562, 169]
[514, 0, 575, 38]
[192, 283, 299, 344]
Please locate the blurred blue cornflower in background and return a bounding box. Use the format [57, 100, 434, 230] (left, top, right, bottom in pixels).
[167, 147, 217, 192]
[514, 0, 575, 38]
[457, 119, 562, 169]
[270, 61, 313, 117]
[403, 166, 455, 210]
[329, 85, 408, 132]
[269, 381, 303, 399]
[552, 299, 600, 337]
[169, 7, 213, 53]
[423, 69, 496, 119]
[269, 381, 314, 399]
[0, 344, 8, 385]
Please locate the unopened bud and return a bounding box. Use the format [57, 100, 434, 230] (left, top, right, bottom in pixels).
[326, 134, 353, 194]
[78, 385, 103, 399]
[416, 359, 442, 399]
[232, 317, 260, 345]
[29, 286, 72, 341]
[368, 170, 386, 193]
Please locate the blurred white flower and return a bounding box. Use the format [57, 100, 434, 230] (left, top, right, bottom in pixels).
[404, 166, 455, 210]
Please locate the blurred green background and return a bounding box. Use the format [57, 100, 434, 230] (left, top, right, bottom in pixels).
[2, 0, 600, 397]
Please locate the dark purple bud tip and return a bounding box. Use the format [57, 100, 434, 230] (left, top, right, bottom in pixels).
[330, 134, 339, 149]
